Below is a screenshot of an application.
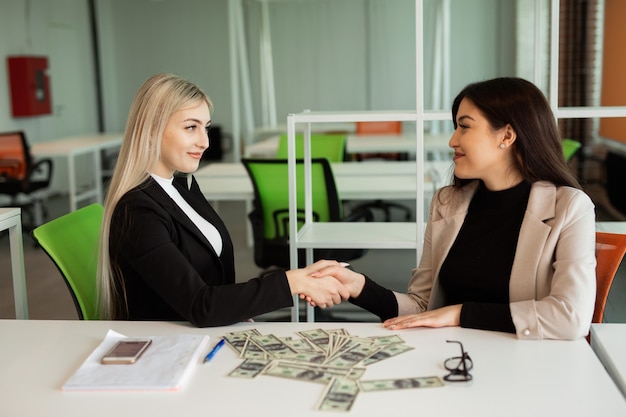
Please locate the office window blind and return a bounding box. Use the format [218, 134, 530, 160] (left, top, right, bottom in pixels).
[558, 0, 603, 146]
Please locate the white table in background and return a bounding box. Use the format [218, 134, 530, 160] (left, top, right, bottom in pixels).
[0, 208, 27, 319]
[0, 320, 623, 417]
[590, 323, 626, 398]
[31, 133, 123, 212]
[244, 133, 452, 159]
[195, 160, 452, 201]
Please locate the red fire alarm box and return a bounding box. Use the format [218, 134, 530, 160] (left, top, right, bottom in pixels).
[7, 56, 52, 117]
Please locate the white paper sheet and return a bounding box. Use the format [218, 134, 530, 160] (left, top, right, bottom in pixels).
[63, 330, 209, 391]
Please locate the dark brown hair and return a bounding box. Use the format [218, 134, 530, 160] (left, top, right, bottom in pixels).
[450, 77, 580, 189]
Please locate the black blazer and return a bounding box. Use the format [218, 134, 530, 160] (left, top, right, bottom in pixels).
[110, 175, 292, 327]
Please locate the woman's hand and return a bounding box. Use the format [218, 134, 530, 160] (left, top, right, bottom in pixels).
[285, 264, 350, 308]
[309, 260, 366, 299]
[382, 305, 462, 330]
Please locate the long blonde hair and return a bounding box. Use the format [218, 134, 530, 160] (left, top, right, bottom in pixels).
[97, 73, 213, 319]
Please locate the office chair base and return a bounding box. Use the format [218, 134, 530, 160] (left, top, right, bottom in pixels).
[352, 199, 412, 222]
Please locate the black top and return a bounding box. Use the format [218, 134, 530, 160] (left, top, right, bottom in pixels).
[109, 176, 293, 327]
[438, 180, 530, 332]
[351, 180, 531, 334]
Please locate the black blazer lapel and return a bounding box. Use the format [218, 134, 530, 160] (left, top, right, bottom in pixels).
[142, 178, 220, 257]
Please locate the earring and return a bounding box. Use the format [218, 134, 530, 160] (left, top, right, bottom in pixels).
[499, 143, 506, 149]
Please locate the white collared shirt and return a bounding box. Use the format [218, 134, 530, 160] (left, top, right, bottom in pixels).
[151, 173, 223, 256]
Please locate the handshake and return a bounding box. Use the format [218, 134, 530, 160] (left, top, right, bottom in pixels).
[285, 260, 366, 309]
[286, 259, 462, 331]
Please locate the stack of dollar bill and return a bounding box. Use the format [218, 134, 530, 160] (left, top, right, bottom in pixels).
[223, 328, 443, 412]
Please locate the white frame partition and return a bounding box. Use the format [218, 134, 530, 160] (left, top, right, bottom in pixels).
[286, 111, 425, 322]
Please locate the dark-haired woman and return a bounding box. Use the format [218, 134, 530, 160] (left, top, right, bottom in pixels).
[314, 77, 595, 340]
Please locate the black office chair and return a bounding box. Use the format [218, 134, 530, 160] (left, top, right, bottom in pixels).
[0, 131, 54, 228]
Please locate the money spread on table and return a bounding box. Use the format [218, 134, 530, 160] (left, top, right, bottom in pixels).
[223, 328, 443, 412]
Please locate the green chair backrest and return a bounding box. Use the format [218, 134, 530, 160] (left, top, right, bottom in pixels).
[32, 203, 103, 320]
[242, 158, 341, 240]
[562, 138, 581, 162]
[276, 134, 347, 162]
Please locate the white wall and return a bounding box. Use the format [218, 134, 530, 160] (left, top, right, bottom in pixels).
[0, 0, 99, 143]
[0, 0, 100, 193]
[95, 0, 232, 135]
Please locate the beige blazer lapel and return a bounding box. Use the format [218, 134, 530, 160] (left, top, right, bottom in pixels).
[428, 182, 477, 309]
[509, 181, 555, 302]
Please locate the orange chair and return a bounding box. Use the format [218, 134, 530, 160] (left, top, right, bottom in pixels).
[356, 121, 402, 135]
[593, 232, 626, 323]
[0, 131, 54, 228]
[353, 121, 405, 162]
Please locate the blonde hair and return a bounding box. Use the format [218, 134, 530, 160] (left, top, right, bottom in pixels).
[97, 73, 213, 319]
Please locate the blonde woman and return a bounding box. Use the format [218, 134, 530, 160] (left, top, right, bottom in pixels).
[97, 73, 348, 326]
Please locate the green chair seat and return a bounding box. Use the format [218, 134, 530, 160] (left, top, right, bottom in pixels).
[562, 138, 581, 162]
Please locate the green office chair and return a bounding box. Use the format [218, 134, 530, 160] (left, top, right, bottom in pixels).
[242, 158, 372, 269]
[562, 138, 582, 162]
[31, 203, 103, 320]
[276, 133, 347, 162]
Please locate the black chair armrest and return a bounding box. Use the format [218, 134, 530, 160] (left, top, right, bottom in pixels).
[29, 157, 54, 185]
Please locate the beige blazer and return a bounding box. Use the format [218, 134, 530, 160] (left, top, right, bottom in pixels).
[395, 181, 596, 340]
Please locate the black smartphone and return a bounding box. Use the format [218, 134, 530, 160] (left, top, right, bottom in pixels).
[100, 338, 152, 364]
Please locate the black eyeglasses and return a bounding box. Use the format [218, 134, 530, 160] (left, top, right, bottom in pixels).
[443, 340, 473, 382]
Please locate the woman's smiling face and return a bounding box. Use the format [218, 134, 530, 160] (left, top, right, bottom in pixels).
[448, 98, 520, 190]
[152, 100, 211, 178]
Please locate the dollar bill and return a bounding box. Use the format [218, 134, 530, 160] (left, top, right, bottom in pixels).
[297, 329, 331, 350]
[282, 337, 323, 353]
[359, 376, 444, 392]
[240, 337, 268, 359]
[344, 366, 367, 380]
[316, 377, 360, 412]
[369, 334, 405, 346]
[263, 361, 334, 384]
[263, 360, 367, 384]
[228, 359, 271, 378]
[325, 343, 380, 368]
[360, 343, 414, 366]
[327, 334, 357, 358]
[223, 329, 261, 354]
[283, 351, 327, 364]
[249, 334, 298, 359]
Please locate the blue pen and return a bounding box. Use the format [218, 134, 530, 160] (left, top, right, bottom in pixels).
[204, 338, 225, 363]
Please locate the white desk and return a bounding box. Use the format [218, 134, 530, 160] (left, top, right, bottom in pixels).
[197, 174, 428, 202]
[0, 208, 27, 319]
[591, 323, 626, 398]
[0, 320, 624, 416]
[244, 133, 452, 159]
[31, 133, 123, 211]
